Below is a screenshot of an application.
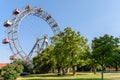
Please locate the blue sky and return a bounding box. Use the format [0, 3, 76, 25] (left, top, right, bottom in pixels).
[1, 0, 120, 62]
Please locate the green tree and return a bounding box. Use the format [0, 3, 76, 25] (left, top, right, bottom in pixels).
[106, 46, 120, 71]
[33, 45, 56, 74]
[1, 59, 24, 80]
[52, 27, 89, 75]
[88, 55, 100, 74]
[92, 34, 120, 79]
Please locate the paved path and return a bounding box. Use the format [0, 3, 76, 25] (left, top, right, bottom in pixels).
[111, 77, 120, 80]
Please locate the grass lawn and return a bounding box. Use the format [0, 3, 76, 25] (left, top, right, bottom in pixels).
[17, 72, 120, 80]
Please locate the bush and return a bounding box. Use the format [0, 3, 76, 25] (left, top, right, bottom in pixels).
[0, 60, 24, 80]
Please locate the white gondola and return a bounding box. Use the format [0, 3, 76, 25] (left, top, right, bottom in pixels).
[13, 8, 20, 15]
[46, 15, 51, 20]
[10, 55, 17, 60]
[25, 5, 32, 10]
[2, 38, 10, 44]
[4, 20, 12, 27]
[37, 8, 43, 12]
[52, 23, 58, 27]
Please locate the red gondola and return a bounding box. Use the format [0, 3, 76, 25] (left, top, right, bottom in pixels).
[13, 8, 20, 15]
[37, 8, 43, 12]
[10, 55, 17, 60]
[2, 38, 10, 44]
[4, 20, 12, 27]
[46, 15, 51, 20]
[25, 5, 32, 10]
[52, 23, 58, 27]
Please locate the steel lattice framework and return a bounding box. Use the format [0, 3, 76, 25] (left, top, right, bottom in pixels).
[3, 5, 60, 61]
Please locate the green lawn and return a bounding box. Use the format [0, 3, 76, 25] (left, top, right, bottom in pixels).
[17, 72, 120, 80]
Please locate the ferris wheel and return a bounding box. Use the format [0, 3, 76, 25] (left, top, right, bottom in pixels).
[2, 5, 60, 61]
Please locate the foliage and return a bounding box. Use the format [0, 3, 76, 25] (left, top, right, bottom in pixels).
[91, 34, 120, 79]
[32, 27, 90, 75]
[52, 27, 90, 75]
[1, 60, 24, 80]
[92, 34, 120, 66]
[33, 45, 56, 74]
[32, 28, 120, 76]
[106, 46, 120, 71]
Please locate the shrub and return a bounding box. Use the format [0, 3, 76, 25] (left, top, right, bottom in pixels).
[0, 60, 24, 80]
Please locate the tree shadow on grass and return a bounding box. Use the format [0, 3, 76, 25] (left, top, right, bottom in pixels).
[26, 73, 90, 77]
[23, 74, 74, 77]
[21, 74, 109, 80]
[23, 78, 108, 80]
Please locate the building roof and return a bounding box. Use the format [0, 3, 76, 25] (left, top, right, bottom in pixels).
[0, 63, 9, 67]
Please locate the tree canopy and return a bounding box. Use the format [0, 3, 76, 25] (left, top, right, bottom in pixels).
[33, 27, 90, 75]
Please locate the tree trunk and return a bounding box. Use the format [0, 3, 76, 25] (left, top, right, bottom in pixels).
[57, 67, 62, 75]
[93, 66, 96, 74]
[62, 68, 66, 75]
[66, 67, 70, 73]
[115, 63, 118, 71]
[72, 66, 76, 76]
[101, 63, 104, 80]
